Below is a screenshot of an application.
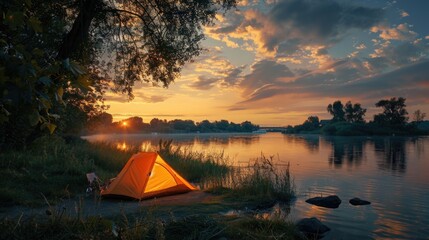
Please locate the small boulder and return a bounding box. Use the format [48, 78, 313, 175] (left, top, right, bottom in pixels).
[296, 217, 330, 236]
[305, 195, 342, 208]
[349, 197, 371, 206]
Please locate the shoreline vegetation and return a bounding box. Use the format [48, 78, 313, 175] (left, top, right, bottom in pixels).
[86, 116, 261, 135]
[0, 137, 302, 239]
[283, 97, 429, 136]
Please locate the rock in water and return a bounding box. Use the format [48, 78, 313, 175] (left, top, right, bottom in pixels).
[305, 195, 342, 208]
[349, 197, 371, 206]
[296, 217, 330, 236]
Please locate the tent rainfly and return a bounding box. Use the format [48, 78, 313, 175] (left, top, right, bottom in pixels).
[101, 152, 196, 200]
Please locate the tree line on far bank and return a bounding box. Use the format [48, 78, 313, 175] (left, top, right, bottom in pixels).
[86, 115, 260, 134]
[285, 97, 428, 136]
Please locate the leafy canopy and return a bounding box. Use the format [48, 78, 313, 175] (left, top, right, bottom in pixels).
[0, 0, 237, 149]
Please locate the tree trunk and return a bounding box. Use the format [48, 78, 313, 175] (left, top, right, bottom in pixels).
[57, 0, 100, 60]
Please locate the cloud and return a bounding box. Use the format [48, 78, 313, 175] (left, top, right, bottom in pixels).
[231, 59, 429, 110]
[222, 65, 245, 87]
[240, 60, 294, 95]
[188, 76, 220, 90]
[105, 91, 169, 103]
[184, 51, 247, 90]
[400, 10, 409, 18]
[371, 23, 417, 41]
[206, 0, 383, 60]
[370, 38, 429, 66]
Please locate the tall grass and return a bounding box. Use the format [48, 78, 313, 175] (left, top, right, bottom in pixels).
[0, 137, 295, 206]
[207, 155, 295, 203]
[158, 139, 231, 184]
[157, 140, 295, 203]
[0, 136, 135, 206]
[0, 208, 303, 240]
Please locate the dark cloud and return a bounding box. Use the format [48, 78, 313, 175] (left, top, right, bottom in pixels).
[240, 60, 294, 95]
[188, 76, 219, 90]
[105, 95, 130, 103]
[222, 65, 245, 87]
[267, 0, 383, 50]
[237, 59, 429, 105]
[364, 57, 390, 73]
[106, 92, 169, 103]
[208, 0, 383, 56]
[382, 41, 429, 66]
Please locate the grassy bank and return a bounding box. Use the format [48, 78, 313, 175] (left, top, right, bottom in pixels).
[0, 136, 299, 239]
[0, 136, 135, 206]
[0, 210, 302, 239]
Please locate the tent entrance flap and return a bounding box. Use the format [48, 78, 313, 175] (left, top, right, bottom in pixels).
[101, 152, 196, 200]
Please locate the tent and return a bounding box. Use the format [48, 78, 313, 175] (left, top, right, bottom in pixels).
[101, 152, 196, 200]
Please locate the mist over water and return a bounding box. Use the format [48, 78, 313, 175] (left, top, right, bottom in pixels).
[84, 132, 429, 239]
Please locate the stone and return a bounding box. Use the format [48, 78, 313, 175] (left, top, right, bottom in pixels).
[305, 195, 342, 208]
[349, 197, 371, 206]
[296, 217, 330, 235]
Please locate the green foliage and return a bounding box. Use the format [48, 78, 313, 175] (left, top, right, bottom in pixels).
[0, 0, 108, 149]
[320, 121, 425, 136]
[327, 100, 345, 122]
[327, 100, 366, 123]
[0, 211, 303, 240]
[321, 122, 368, 136]
[1, 0, 237, 149]
[0, 215, 114, 239]
[226, 217, 300, 240]
[374, 97, 408, 127]
[344, 101, 366, 123]
[86, 116, 260, 134]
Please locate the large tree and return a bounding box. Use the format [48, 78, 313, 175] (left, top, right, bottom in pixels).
[374, 97, 408, 126]
[0, 0, 236, 149]
[327, 101, 345, 122]
[344, 101, 366, 123]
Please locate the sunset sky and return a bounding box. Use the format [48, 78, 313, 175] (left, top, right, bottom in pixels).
[105, 0, 429, 126]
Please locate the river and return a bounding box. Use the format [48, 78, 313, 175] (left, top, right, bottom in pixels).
[83, 132, 429, 239]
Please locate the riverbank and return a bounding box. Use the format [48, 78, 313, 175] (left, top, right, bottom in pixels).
[0, 136, 303, 239]
[284, 121, 429, 136]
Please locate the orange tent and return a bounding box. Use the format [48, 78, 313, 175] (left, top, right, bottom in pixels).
[101, 152, 196, 200]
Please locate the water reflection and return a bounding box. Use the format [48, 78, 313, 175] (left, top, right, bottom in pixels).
[102, 133, 261, 153]
[84, 133, 429, 240]
[283, 134, 320, 153]
[372, 138, 406, 173]
[194, 135, 260, 146]
[323, 137, 364, 168]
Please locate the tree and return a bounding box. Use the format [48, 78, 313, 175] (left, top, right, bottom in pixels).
[327, 101, 345, 122]
[413, 110, 426, 122]
[215, 120, 230, 131]
[344, 101, 366, 123]
[302, 116, 320, 131]
[1, 0, 237, 149]
[240, 121, 258, 132]
[197, 120, 214, 133]
[86, 112, 113, 133]
[374, 97, 408, 126]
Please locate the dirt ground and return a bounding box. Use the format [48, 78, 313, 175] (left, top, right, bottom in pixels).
[0, 191, 217, 220]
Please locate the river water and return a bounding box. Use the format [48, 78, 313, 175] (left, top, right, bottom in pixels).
[83, 132, 429, 239]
